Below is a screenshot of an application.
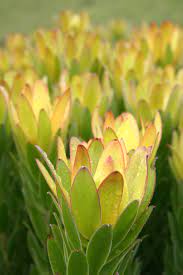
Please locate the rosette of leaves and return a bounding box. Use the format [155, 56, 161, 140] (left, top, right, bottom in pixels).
[36, 125, 158, 274]
[2, 80, 71, 274]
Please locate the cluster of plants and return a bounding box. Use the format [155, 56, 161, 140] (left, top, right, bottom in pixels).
[0, 10, 183, 275]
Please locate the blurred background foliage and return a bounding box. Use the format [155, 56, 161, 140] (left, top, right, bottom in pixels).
[0, 0, 183, 40]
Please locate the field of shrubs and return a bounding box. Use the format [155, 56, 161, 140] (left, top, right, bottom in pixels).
[0, 11, 183, 275]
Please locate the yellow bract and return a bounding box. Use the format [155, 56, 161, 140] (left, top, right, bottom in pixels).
[92, 110, 162, 157]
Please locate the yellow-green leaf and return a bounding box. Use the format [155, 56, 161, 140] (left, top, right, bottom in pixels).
[36, 159, 56, 196]
[115, 113, 140, 152]
[98, 171, 123, 225]
[38, 109, 51, 153]
[72, 144, 91, 180]
[17, 94, 37, 143]
[51, 89, 70, 136]
[126, 147, 148, 203]
[94, 140, 125, 187]
[88, 139, 104, 175]
[71, 167, 101, 239]
[32, 80, 51, 119]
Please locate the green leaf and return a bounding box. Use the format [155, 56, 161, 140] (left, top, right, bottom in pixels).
[38, 109, 51, 153]
[17, 94, 37, 142]
[88, 139, 104, 175]
[72, 144, 91, 179]
[47, 238, 66, 275]
[86, 224, 112, 275]
[36, 145, 69, 201]
[80, 107, 92, 140]
[117, 251, 133, 275]
[126, 147, 148, 202]
[111, 206, 153, 260]
[53, 213, 70, 262]
[27, 143, 41, 178]
[71, 167, 101, 239]
[67, 251, 88, 275]
[37, 160, 56, 196]
[98, 171, 123, 225]
[56, 159, 71, 193]
[56, 185, 82, 251]
[112, 200, 139, 249]
[51, 224, 64, 256]
[137, 166, 156, 218]
[100, 240, 139, 275]
[103, 127, 117, 145]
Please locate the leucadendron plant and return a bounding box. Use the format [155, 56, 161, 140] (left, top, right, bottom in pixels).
[2, 80, 71, 274]
[36, 110, 160, 275]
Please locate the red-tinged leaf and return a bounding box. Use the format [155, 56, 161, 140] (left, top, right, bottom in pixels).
[72, 144, 91, 179]
[94, 140, 125, 187]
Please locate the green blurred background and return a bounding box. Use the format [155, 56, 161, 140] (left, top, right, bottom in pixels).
[0, 0, 183, 39]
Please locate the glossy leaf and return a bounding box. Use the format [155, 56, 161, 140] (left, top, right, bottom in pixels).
[111, 206, 153, 260]
[138, 166, 156, 218]
[56, 185, 82, 251]
[88, 139, 104, 175]
[36, 159, 56, 196]
[115, 113, 140, 152]
[86, 224, 112, 275]
[56, 159, 71, 193]
[67, 251, 88, 275]
[72, 144, 91, 179]
[103, 127, 117, 145]
[126, 147, 148, 202]
[57, 137, 68, 165]
[17, 94, 37, 143]
[112, 200, 139, 249]
[71, 167, 101, 239]
[51, 89, 70, 136]
[94, 140, 125, 187]
[47, 238, 66, 275]
[38, 109, 51, 153]
[98, 171, 123, 225]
